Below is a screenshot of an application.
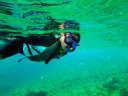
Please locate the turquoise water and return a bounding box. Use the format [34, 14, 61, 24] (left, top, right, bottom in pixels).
[0, 0, 128, 96]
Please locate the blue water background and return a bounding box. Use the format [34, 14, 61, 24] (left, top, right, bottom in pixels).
[0, 0, 128, 95]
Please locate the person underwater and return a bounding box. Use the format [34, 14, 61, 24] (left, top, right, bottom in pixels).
[0, 32, 80, 64]
[0, 1, 80, 31]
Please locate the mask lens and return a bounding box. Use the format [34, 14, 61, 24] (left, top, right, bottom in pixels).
[65, 37, 73, 45]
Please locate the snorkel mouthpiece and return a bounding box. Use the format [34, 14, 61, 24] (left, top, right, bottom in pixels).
[65, 46, 69, 52]
[65, 42, 78, 52]
[72, 42, 78, 48]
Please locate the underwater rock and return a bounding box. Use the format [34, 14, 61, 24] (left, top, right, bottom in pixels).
[103, 77, 119, 91]
[120, 88, 128, 96]
[26, 91, 48, 96]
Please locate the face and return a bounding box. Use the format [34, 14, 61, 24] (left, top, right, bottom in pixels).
[59, 33, 78, 50]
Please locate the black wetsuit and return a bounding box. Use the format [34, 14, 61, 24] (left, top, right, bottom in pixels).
[0, 33, 64, 64]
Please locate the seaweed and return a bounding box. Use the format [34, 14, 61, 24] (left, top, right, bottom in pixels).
[103, 77, 119, 95]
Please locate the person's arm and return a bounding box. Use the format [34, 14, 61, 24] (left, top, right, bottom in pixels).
[27, 42, 61, 64]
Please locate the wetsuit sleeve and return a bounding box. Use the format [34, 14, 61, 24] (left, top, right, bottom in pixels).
[27, 42, 61, 64]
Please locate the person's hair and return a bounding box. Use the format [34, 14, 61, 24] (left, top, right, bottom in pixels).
[71, 32, 80, 43]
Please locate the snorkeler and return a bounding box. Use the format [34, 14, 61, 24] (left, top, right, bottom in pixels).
[0, 1, 80, 31]
[0, 32, 80, 64]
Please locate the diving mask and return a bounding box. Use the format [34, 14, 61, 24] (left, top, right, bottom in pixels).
[64, 32, 79, 52]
